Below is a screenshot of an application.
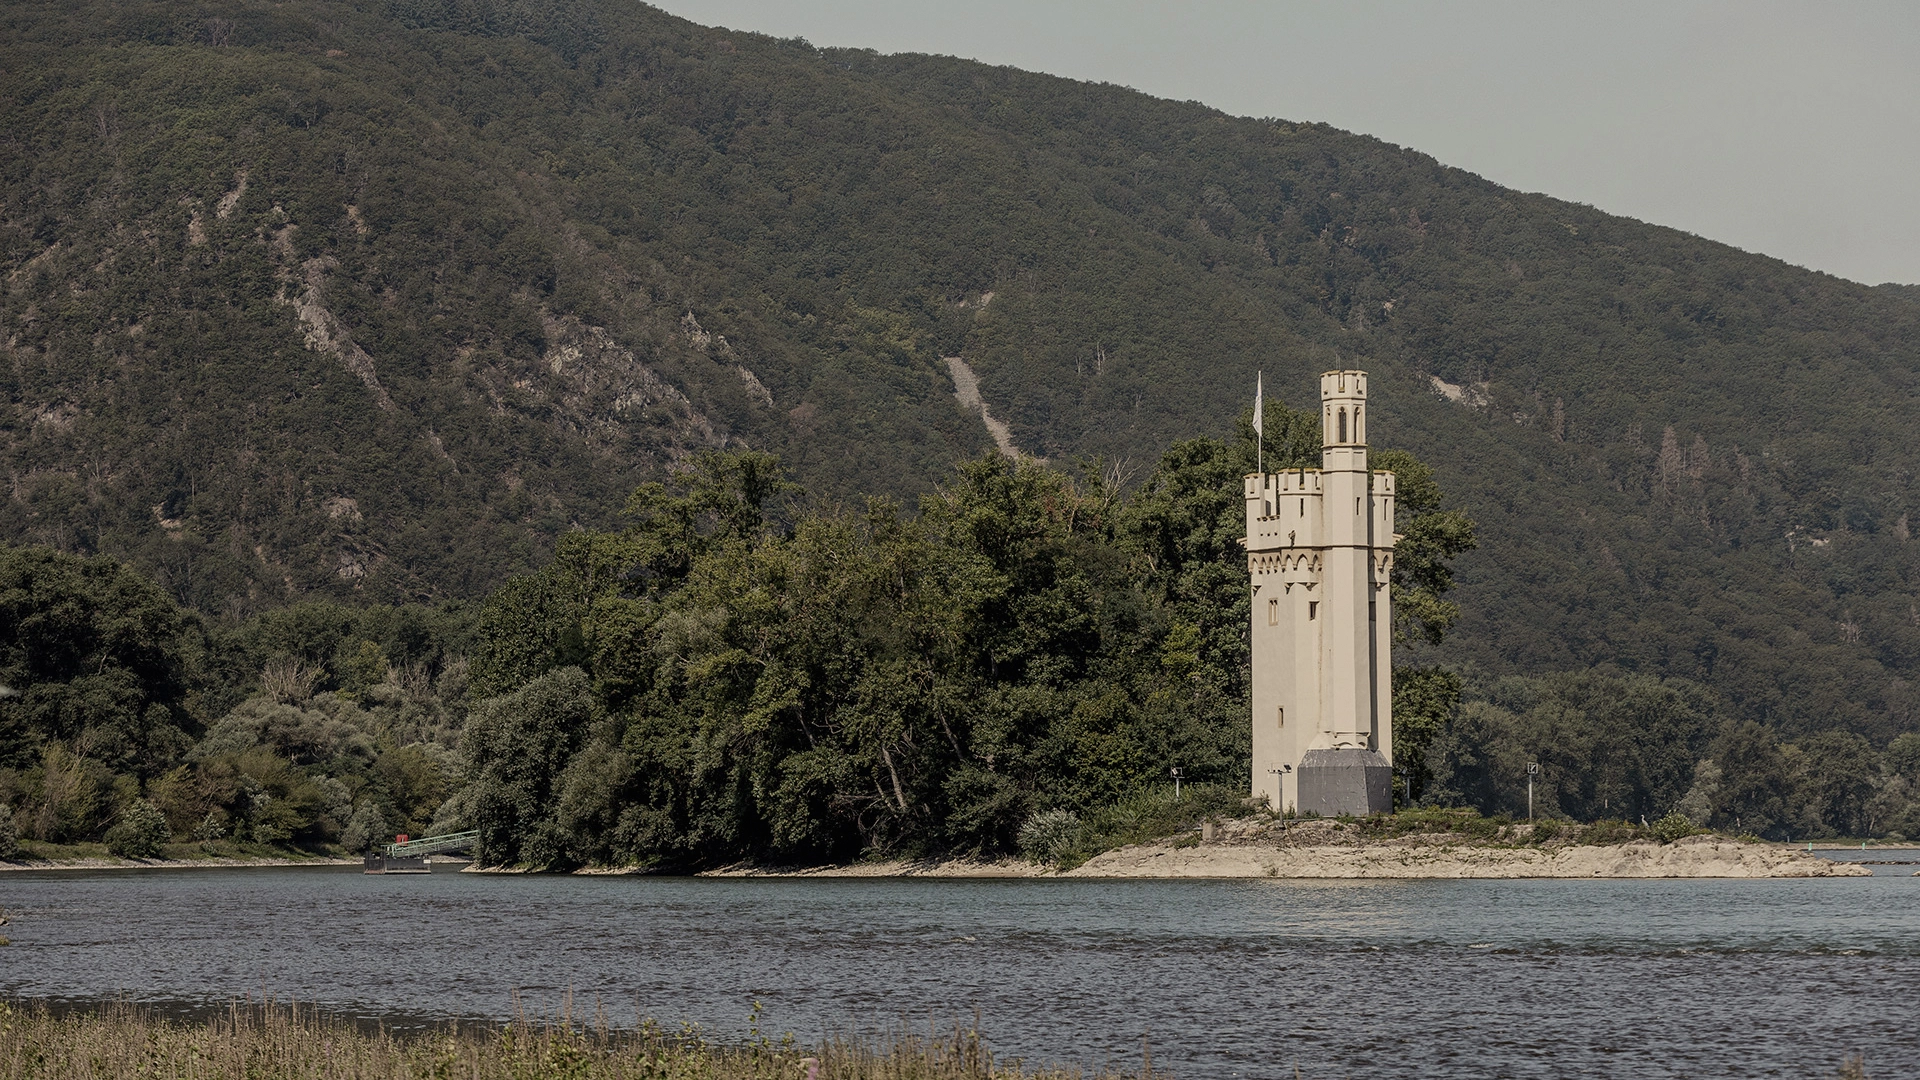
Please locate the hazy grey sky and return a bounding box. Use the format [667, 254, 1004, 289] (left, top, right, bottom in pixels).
[653, 1, 1920, 286]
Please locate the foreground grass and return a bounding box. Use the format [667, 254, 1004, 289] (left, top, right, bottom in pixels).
[0, 1002, 1144, 1080]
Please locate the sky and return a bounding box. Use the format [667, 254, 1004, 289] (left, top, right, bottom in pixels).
[652, 0, 1920, 286]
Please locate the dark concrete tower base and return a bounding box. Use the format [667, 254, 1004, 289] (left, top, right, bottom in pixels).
[1297, 748, 1392, 816]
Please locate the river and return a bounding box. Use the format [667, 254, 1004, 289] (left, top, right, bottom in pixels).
[3, 858, 1917, 1078]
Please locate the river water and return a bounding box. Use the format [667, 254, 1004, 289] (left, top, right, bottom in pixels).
[3, 859, 1918, 1079]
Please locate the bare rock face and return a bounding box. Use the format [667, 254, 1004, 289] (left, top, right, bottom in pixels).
[538, 315, 720, 453]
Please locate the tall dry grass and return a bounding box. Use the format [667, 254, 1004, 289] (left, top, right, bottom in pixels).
[0, 1000, 1147, 1080]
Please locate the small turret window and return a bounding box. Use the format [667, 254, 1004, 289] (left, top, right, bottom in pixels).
[1337, 408, 1347, 443]
[1268, 598, 1278, 625]
[1277, 707, 1285, 729]
[1308, 601, 1319, 620]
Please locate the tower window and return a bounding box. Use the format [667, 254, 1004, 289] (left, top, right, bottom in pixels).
[1299, 498, 1305, 515]
[1277, 707, 1285, 729]
[1369, 601, 1376, 622]
[1308, 601, 1319, 620]
[1337, 408, 1347, 443]
[1268, 598, 1278, 625]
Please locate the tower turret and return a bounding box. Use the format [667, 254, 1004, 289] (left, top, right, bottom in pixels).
[1317, 371, 1373, 750]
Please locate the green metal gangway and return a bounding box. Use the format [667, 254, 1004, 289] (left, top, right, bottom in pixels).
[383, 830, 479, 858]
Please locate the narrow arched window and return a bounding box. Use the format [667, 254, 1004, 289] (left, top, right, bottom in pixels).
[1337, 408, 1348, 443]
[1268, 598, 1279, 625]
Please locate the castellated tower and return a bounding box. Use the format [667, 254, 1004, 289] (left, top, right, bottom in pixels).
[1244, 370, 1397, 815]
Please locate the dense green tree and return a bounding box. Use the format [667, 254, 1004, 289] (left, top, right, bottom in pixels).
[1794, 731, 1879, 838]
[1710, 721, 1794, 838]
[1889, 733, 1920, 786]
[339, 799, 393, 855]
[0, 543, 470, 851]
[463, 666, 593, 867]
[0, 546, 207, 775]
[1430, 672, 1715, 822]
[1391, 666, 1461, 803]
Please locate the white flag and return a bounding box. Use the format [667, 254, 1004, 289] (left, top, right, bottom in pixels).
[1253, 371, 1264, 475]
[1252, 372, 1264, 439]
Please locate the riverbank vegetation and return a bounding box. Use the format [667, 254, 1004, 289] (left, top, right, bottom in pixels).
[0, 541, 473, 859]
[7, 431, 1920, 868]
[1424, 673, 1920, 840]
[0, 1001, 1139, 1080]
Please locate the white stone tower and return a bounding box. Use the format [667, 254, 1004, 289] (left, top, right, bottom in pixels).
[1245, 370, 1397, 815]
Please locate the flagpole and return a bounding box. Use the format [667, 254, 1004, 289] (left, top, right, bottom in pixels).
[1255, 371, 1264, 476]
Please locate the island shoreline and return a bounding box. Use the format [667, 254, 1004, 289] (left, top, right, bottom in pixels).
[692, 834, 1873, 880]
[2, 834, 1882, 878]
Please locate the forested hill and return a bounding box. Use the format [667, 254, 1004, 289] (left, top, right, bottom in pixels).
[5, 0, 1920, 741]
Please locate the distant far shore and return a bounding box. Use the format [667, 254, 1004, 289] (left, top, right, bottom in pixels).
[0, 854, 357, 872]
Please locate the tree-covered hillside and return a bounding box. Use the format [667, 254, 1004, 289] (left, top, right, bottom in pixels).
[4, 0, 1920, 745]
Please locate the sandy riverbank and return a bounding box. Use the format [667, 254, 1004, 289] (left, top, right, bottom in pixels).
[701, 819, 1872, 879]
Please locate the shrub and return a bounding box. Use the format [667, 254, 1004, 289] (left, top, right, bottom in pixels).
[340, 800, 393, 854]
[1581, 820, 1643, 845]
[1460, 815, 1502, 840]
[104, 799, 170, 858]
[191, 811, 228, 843]
[1531, 821, 1561, 844]
[1016, 809, 1082, 864]
[0, 807, 19, 859]
[1365, 807, 1487, 837]
[248, 796, 303, 845]
[1651, 813, 1696, 844]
